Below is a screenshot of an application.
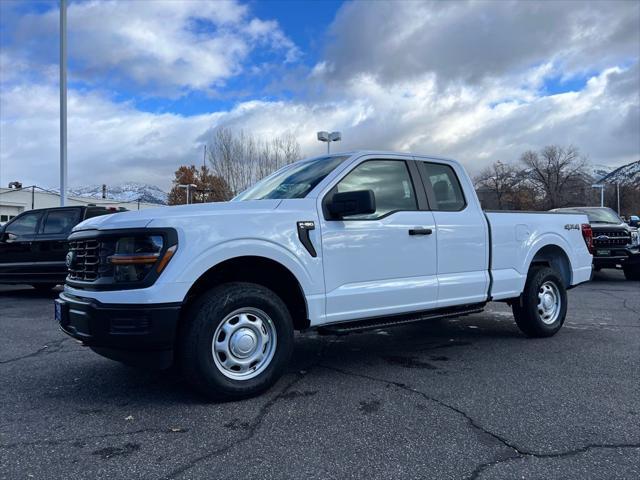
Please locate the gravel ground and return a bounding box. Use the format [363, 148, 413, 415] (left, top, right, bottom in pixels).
[1, 270, 638, 479]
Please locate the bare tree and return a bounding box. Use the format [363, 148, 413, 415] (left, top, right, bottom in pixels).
[207, 127, 302, 196]
[520, 145, 588, 209]
[473, 161, 521, 209]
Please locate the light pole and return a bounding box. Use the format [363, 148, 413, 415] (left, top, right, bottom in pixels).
[592, 184, 605, 207]
[59, 0, 67, 206]
[178, 184, 197, 204]
[317, 131, 341, 154]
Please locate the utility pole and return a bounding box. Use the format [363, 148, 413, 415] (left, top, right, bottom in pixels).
[203, 144, 207, 170]
[202, 145, 207, 203]
[617, 183, 620, 215]
[59, 0, 68, 206]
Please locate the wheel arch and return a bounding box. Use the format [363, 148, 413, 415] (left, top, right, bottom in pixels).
[182, 255, 310, 331]
[527, 244, 573, 287]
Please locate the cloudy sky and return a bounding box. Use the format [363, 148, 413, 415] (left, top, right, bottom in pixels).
[1, 0, 638, 191]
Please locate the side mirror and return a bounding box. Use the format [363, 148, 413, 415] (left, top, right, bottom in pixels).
[1, 231, 15, 243]
[328, 190, 376, 219]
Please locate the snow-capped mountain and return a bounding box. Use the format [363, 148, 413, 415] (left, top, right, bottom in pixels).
[69, 183, 168, 205]
[598, 160, 640, 187]
[589, 164, 614, 182]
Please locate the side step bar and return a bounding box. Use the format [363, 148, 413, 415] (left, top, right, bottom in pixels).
[317, 303, 486, 335]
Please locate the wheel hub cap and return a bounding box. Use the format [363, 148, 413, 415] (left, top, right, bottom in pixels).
[537, 281, 561, 325]
[229, 328, 258, 358]
[211, 308, 277, 381]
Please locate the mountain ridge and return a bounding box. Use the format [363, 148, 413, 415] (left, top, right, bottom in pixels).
[598, 159, 640, 187]
[67, 182, 168, 205]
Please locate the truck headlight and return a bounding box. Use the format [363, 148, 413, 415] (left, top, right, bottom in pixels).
[108, 235, 177, 282]
[631, 231, 639, 246]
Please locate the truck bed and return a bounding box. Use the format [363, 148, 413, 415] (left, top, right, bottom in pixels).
[485, 211, 592, 300]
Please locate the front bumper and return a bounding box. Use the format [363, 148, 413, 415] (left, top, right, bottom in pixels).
[56, 292, 181, 368]
[592, 246, 640, 269]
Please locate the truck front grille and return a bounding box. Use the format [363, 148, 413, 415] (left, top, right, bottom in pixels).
[592, 230, 631, 248]
[67, 239, 116, 282]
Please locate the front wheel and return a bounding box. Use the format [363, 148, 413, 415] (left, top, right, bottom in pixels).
[623, 265, 640, 281]
[512, 266, 567, 338]
[179, 282, 294, 401]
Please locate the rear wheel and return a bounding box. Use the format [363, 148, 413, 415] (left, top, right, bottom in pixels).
[179, 282, 294, 400]
[623, 265, 640, 281]
[512, 266, 567, 338]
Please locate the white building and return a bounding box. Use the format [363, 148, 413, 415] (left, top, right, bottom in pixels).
[0, 186, 162, 223]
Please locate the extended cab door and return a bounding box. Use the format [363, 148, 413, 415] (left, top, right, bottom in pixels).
[0, 210, 44, 280]
[318, 156, 438, 323]
[415, 160, 489, 307]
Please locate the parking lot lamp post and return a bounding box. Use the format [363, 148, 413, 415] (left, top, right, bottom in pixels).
[59, 0, 67, 206]
[592, 184, 604, 207]
[317, 131, 342, 154]
[178, 184, 197, 204]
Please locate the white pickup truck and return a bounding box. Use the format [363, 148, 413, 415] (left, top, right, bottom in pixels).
[56, 151, 593, 399]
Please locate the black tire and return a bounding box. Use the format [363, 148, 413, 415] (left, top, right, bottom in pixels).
[178, 282, 294, 401]
[623, 265, 640, 281]
[512, 266, 567, 338]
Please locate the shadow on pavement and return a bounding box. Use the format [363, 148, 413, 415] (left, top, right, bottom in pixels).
[0, 284, 62, 298]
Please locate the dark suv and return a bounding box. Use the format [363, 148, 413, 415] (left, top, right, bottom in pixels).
[0, 205, 126, 291]
[553, 207, 640, 280]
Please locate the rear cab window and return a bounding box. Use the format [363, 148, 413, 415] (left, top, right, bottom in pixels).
[420, 162, 466, 211]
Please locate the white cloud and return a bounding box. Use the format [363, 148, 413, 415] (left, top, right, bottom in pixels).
[4, 0, 298, 95]
[320, 0, 640, 86]
[0, 82, 219, 189]
[2, 65, 637, 191]
[1, 0, 638, 192]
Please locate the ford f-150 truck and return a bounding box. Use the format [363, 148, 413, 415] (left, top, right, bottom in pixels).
[56, 152, 593, 399]
[552, 207, 640, 280]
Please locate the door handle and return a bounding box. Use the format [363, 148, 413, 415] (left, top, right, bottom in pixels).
[408, 228, 432, 236]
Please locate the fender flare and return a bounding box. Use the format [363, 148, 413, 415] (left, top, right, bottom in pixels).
[175, 238, 318, 299]
[522, 233, 574, 284]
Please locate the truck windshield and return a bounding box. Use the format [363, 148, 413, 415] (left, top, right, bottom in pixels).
[234, 155, 349, 200]
[560, 208, 622, 224]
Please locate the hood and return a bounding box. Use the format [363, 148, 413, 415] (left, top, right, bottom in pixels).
[590, 222, 629, 230]
[73, 200, 282, 231]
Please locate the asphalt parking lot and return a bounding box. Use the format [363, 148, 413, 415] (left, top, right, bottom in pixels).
[1, 271, 639, 480]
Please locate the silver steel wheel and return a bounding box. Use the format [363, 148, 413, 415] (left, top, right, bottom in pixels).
[212, 308, 277, 381]
[537, 281, 561, 325]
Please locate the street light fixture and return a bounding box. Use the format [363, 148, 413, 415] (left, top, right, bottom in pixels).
[317, 131, 341, 154]
[592, 184, 605, 207]
[178, 184, 197, 204]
